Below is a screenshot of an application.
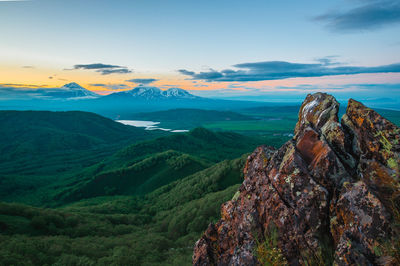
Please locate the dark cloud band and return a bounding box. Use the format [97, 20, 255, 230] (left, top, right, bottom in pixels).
[89, 83, 129, 90]
[97, 68, 132, 75]
[315, 0, 400, 32]
[125, 78, 159, 85]
[72, 63, 132, 75]
[73, 63, 121, 70]
[178, 60, 400, 82]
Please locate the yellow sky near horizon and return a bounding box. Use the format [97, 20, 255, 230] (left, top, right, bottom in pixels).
[1, 64, 400, 96]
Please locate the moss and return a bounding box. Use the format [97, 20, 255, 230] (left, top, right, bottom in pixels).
[373, 245, 383, 257]
[387, 158, 398, 171]
[232, 191, 240, 201]
[254, 224, 288, 266]
[330, 216, 338, 226]
[343, 181, 351, 189]
[279, 144, 295, 172]
[375, 130, 393, 154]
[373, 131, 400, 179]
[300, 249, 326, 266]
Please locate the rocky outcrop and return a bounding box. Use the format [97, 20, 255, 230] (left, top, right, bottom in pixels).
[193, 93, 400, 265]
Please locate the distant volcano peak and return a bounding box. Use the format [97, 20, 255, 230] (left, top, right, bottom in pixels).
[45, 82, 99, 99]
[163, 87, 197, 98]
[61, 82, 84, 90]
[105, 86, 199, 100]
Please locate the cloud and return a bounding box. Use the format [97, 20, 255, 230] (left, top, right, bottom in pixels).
[21, 65, 35, 69]
[193, 84, 208, 87]
[161, 84, 180, 87]
[0, 83, 43, 88]
[0, 84, 45, 100]
[73, 63, 121, 70]
[71, 63, 132, 75]
[178, 68, 224, 80]
[348, 83, 400, 91]
[90, 83, 107, 87]
[98, 68, 132, 75]
[125, 78, 158, 85]
[177, 69, 195, 76]
[315, 56, 342, 66]
[89, 83, 129, 90]
[178, 60, 400, 82]
[189, 82, 400, 105]
[315, 0, 400, 32]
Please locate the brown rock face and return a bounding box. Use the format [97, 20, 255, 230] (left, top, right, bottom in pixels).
[193, 93, 400, 265]
[342, 99, 400, 216]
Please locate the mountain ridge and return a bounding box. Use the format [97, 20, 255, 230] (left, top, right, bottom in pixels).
[49, 127, 266, 205]
[0, 82, 199, 101]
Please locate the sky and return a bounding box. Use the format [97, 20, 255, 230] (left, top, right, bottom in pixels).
[1, 0, 400, 102]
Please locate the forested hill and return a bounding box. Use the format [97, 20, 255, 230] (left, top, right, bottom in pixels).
[0, 110, 285, 264]
[0, 110, 155, 158]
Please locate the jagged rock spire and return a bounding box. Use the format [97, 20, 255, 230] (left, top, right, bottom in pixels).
[294, 92, 339, 135]
[193, 93, 400, 265]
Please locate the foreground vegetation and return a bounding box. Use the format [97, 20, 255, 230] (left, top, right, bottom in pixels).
[0, 157, 245, 265]
[0, 111, 265, 264]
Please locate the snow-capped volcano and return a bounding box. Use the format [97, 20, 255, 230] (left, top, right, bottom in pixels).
[128, 86, 164, 99]
[59, 83, 99, 98]
[40, 82, 99, 99]
[103, 86, 198, 100]
[163, 88, 197, 99]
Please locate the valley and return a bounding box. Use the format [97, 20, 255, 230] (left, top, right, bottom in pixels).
[0, 94, 399, 265]
[0, 107, 282, 265]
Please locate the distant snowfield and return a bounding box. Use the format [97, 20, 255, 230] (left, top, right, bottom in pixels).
[116, 120, 189, 133]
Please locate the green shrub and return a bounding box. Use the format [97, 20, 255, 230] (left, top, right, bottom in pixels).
[255, 225, 288, 266]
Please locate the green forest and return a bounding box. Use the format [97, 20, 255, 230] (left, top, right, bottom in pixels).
[1, 108, 399, 265]
[0, 110, 292, 265]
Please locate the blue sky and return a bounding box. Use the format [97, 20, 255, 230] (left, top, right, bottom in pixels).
[0, 0, 400, 102]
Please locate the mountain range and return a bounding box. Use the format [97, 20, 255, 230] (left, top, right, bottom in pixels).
[0, 82, 271, 117]
[2, 82, 199, 101]
[102, 86, 198, 100]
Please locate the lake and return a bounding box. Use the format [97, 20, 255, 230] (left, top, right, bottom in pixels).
[116, 120, 189, 133]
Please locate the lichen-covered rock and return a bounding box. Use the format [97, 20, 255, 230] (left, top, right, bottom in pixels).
[294, 92, 339, 135]
[193, 93, 400, 265]
[332, 181, 393, 265]
[342, 99, 400, 216]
